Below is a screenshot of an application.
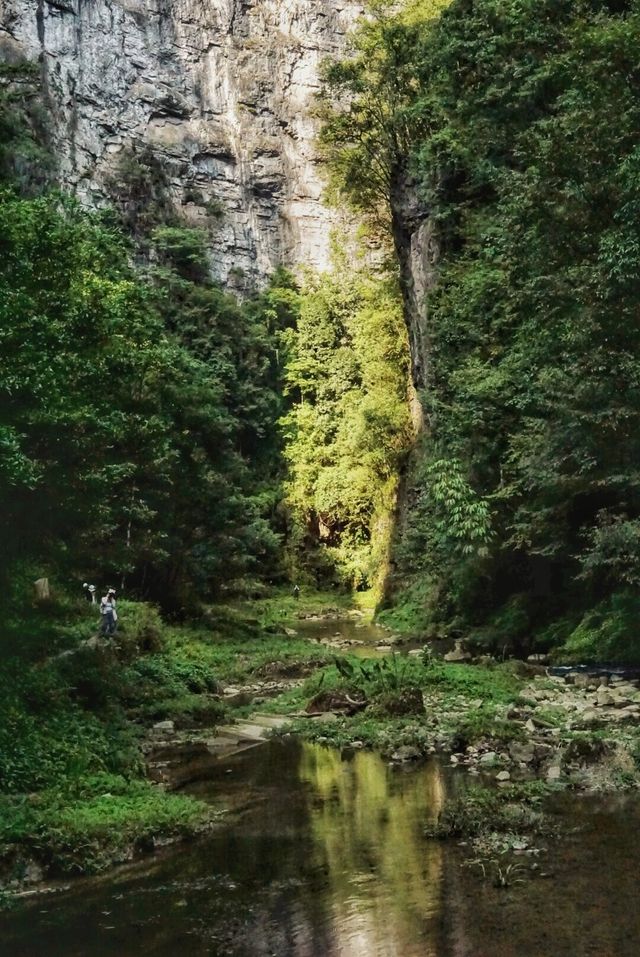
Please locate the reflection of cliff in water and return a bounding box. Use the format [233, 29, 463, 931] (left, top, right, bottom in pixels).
[298, 744, 446, 957]
[2, 740, 447, 957]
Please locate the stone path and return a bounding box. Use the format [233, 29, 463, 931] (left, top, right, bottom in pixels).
[146, 713, 291, 788]
[213, 713, 290, 747]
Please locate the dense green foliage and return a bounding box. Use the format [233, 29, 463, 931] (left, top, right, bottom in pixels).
[0, 192, 292, 607]
[0, 71, 298, 610]
[281, 261, 412, 591]
[324, 0, 640, 658]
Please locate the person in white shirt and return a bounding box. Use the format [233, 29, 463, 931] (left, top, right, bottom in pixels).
[100, 588, 118, 636]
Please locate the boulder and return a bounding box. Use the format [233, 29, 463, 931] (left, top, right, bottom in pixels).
[391, 745, 422, 763]
[33, 577, 50, 602]
[509, 741, 536, 764]
[573, 674, 596, 690]
[546, 763, 562, 782]
[152, 720, 175, 736]
[496, 770, 511, 782]
[596, 688, 614, 708]
[444, 639, 472, 662]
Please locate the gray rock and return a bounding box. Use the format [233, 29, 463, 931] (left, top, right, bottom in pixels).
[22, 860, 44, 885]
[444, 639, 472, 662]
[2, 0, 364, 290]
[580, 708, 601, 723]
[391, 745, 422, 763]
[509, 742, 536, 764]
[479, 751, 498, 765]
[596, 689, 614, 708]
[573, 674, 594, 690]
[152, 720, 175, 734]
[496, 770, 511, 782]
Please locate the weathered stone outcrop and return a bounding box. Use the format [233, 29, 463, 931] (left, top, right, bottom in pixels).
[0, 0, 363, 287]
[390, 168, 438, 401]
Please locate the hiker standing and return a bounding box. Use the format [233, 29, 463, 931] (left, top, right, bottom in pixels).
[293, 584, 300, 601]
[100, 588, 118, 636]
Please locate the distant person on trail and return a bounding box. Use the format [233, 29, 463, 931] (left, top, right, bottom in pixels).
[100, 588, 118, 636]
[83, 582, 96, 604]
[293, 584, 300, 601]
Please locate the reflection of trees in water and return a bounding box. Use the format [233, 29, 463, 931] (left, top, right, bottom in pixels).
[297, 743, 445, 957]
[1, 741, 445, 957]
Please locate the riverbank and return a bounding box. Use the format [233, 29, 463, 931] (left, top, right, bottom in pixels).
[0, 590, 342, 896]
[267, 653, 640, 792]
[5, 588, 640, 901]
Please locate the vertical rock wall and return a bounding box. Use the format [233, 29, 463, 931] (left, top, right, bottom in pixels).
[0, 0, 363, 287]
[391, 170, 438, 415]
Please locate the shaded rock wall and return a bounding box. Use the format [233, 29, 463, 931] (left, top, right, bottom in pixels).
[0, 0, 362, 288]
[390, 169, 438, 405]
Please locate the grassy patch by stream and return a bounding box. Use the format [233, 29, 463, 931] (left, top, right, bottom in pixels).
[266, 653, 526, 755]
[0, 595, 333, 891]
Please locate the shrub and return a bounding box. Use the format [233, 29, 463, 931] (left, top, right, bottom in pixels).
[426, 783, 548, 840]
[558, 592, 640, 664]
[115, 601, 164, 658]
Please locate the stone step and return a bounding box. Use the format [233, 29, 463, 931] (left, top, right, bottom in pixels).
[214, 723, 269, 742]
[209, 713, 289, 746]
[250, 713, 290, 729]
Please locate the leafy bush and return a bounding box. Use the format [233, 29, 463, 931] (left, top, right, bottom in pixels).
[0, 661, 138, 794]
[558, 592, 640, 664]
[0, 777, 212, 875]
[115, 601, 164, 658]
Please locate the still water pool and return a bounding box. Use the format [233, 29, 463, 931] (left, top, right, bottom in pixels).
[5, 738, 640, 956]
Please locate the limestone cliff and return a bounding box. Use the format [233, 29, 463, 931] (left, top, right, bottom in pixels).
[0, 0, 362, 288]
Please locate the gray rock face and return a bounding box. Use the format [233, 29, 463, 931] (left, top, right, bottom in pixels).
[390, 172, 436, 397]
[0, 0, 362, 287]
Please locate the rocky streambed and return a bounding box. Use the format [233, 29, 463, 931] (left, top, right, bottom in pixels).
[445, 669, 640, 789]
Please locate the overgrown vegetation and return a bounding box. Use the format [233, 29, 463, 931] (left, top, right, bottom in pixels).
[280, 255, 412, 593]
[322, 0, 640, 660]
[0, 78, 302, 612]
[0, 596, 214, 882]
[425, 782, 550, 841]
[0, 592, 334, 886]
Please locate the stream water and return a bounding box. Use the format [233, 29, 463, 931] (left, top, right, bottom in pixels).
[5, 618, 640, 956]
[5, 738, 640, 956]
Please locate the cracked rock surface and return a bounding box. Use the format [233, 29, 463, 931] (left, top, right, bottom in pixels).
[0, 0, 363, 286]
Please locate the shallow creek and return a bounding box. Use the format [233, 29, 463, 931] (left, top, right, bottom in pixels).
[5, 737, 640, 956]
[6, 618, 640, 955]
